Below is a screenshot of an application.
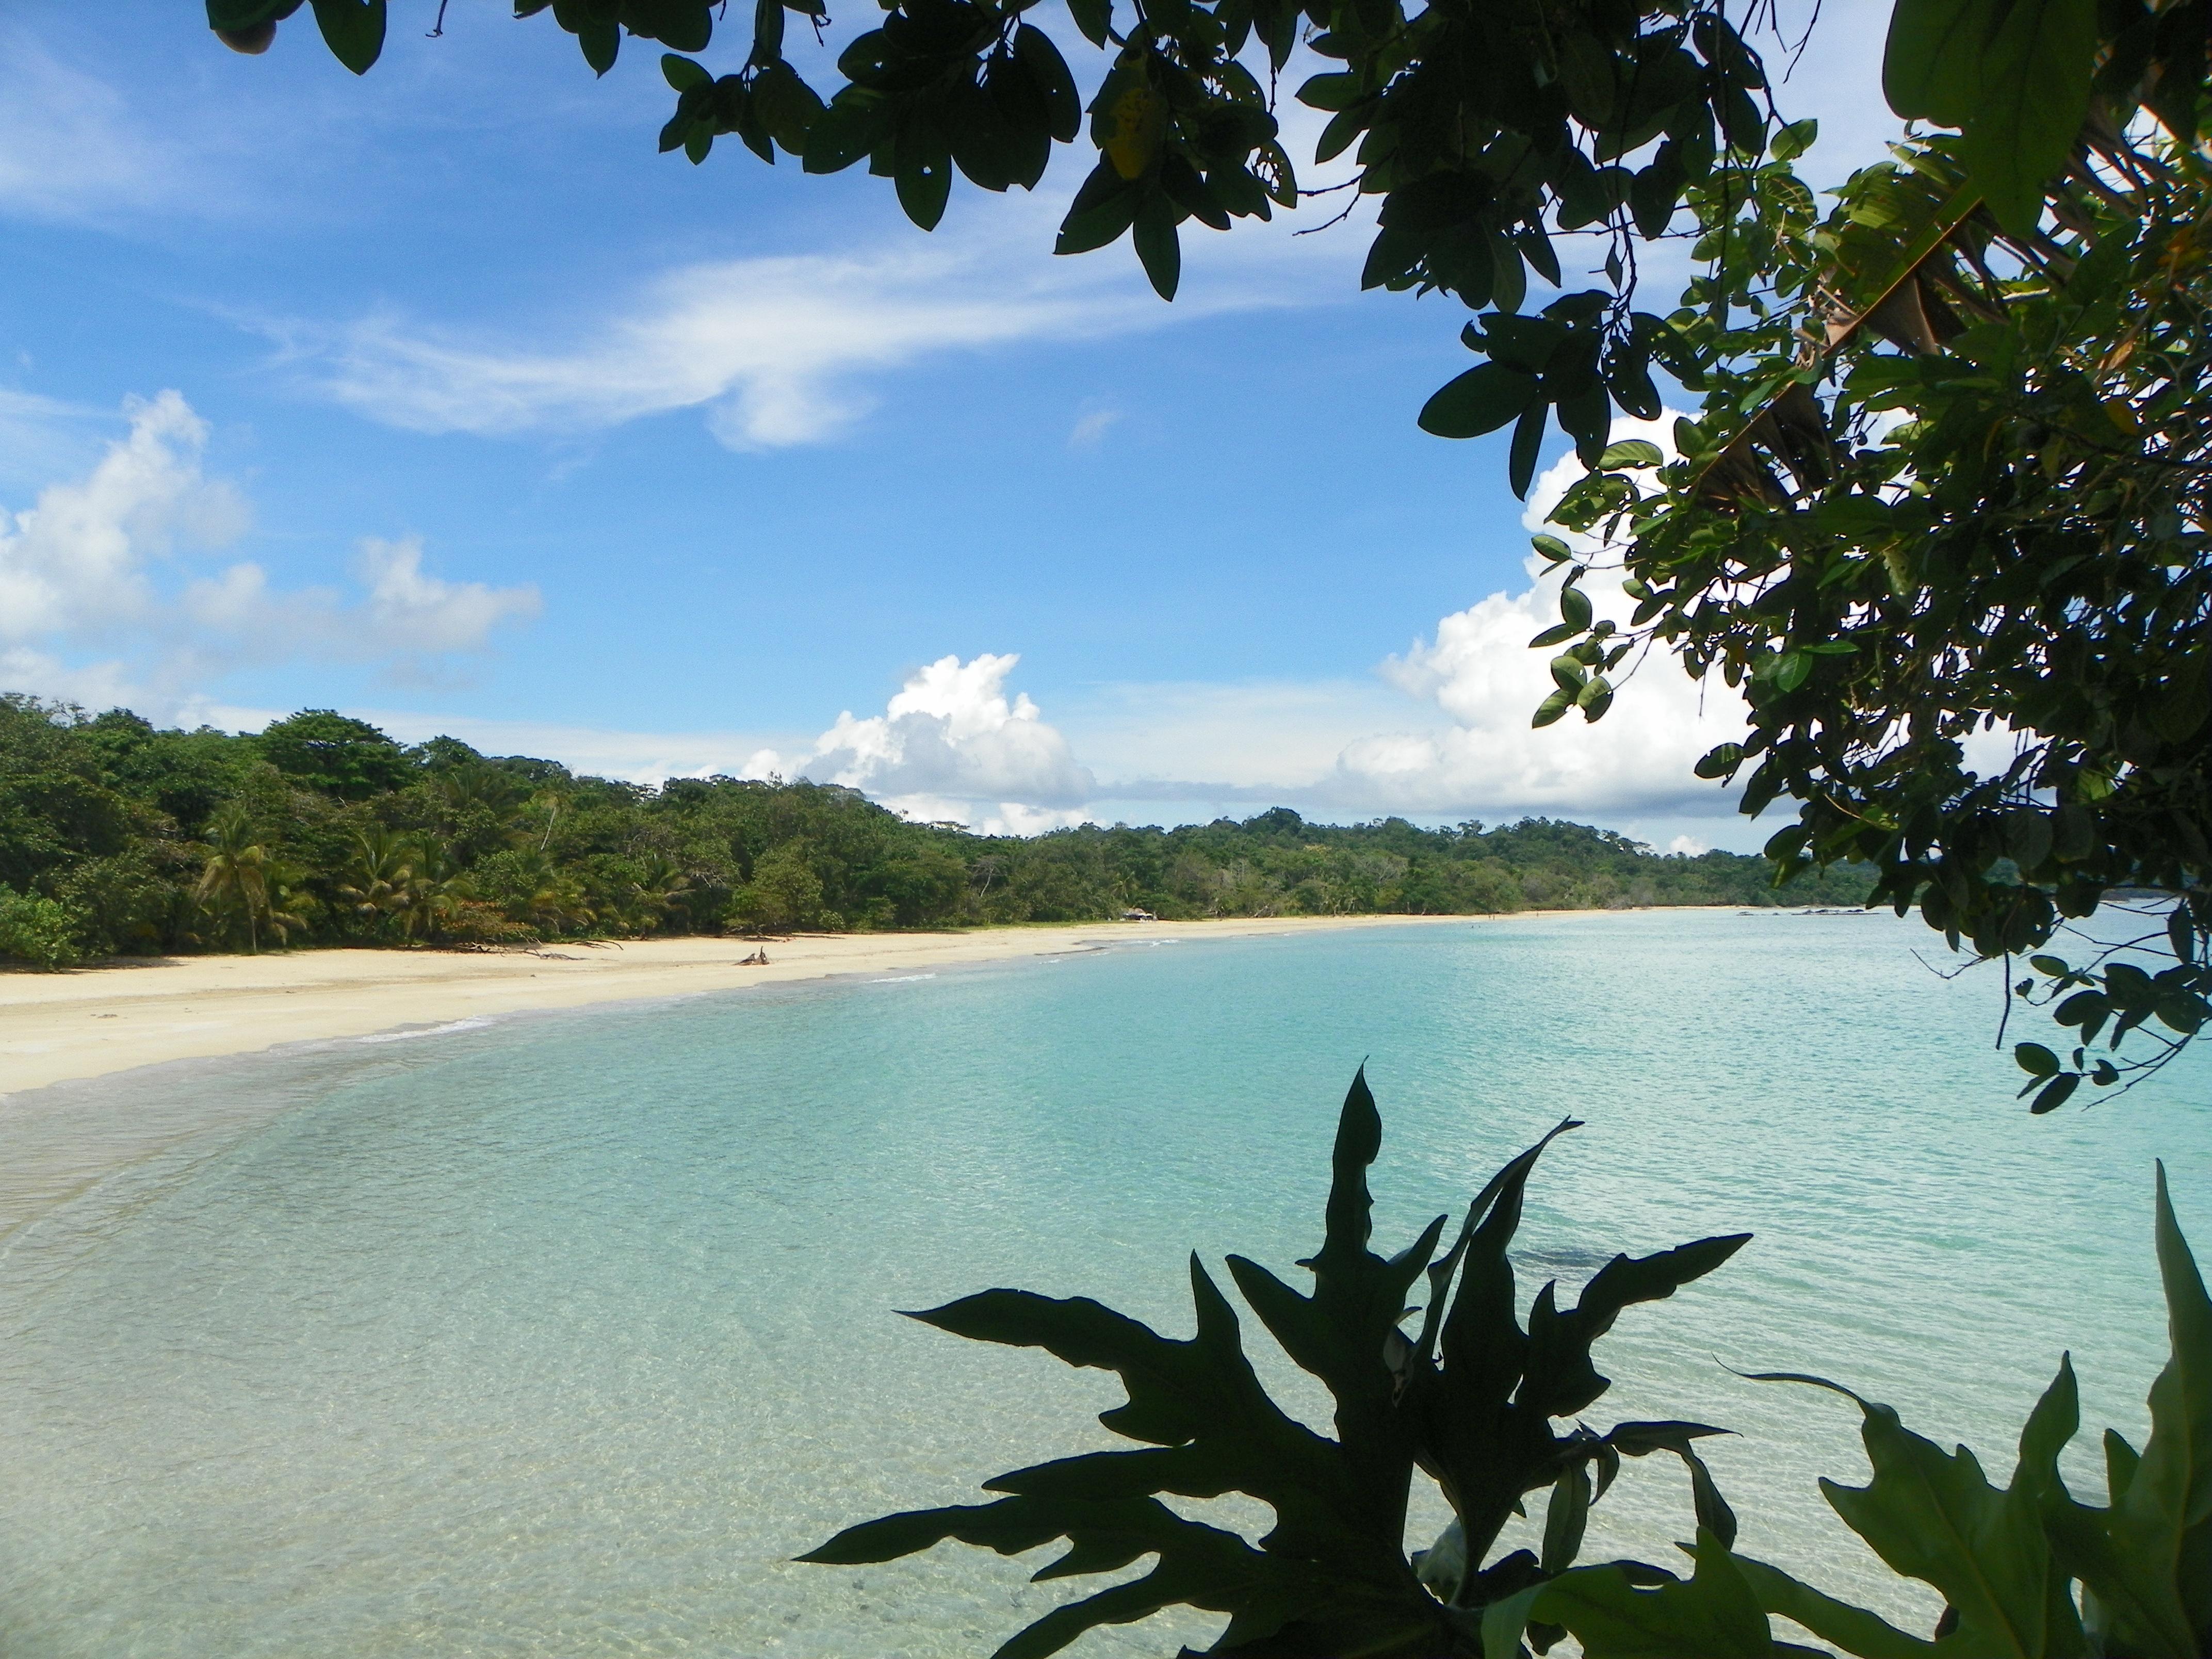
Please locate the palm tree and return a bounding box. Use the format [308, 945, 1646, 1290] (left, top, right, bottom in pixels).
[194, 806, 278, 953]
[621, 851, 692, 934]
[485, 847, 593, 936]
[395, 836, 474, 943]
[433, 762, 529, 862]
[336, 825, 420, 937]
[261, 865, 316, 948]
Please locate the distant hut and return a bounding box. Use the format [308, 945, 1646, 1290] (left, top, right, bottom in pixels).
[1121, 908, 1157, 922]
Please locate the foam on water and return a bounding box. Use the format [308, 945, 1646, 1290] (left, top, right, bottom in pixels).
[0, 912, 2206, 1656]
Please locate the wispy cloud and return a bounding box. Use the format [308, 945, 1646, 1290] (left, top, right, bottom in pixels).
[308, 244, 1146, 450]
[0, 38, 183, 223]
[284, 162, 1364, 451]
[1068, 407, 1122, 450]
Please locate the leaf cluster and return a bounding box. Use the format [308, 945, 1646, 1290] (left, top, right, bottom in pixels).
[804, 1068, 1748, 1657]
[1521, 38, 2212, 1101]
[1486, 1164, 2212, 1659]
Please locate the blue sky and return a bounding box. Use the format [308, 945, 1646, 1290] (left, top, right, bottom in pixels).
[0, 1, 1895, 847]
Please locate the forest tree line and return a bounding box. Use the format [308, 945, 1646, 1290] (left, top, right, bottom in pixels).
[0, 696, 1874, 966]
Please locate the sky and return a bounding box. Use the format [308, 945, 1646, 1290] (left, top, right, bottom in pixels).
[0, 0, 1900, 850]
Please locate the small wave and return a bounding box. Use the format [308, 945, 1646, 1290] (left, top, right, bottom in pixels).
[868, 973, 937, 985]
[352, 1017, 493, 1046]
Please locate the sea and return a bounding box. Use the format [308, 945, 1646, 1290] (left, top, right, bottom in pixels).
[0, 909, 2205, 1657]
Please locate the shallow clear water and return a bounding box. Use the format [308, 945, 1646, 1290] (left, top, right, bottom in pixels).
[0, 912, 2206, 1657]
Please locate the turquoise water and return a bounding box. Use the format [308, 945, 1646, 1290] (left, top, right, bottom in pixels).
[0, 911, 2206, 1656]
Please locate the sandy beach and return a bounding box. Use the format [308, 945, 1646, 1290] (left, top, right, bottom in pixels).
[0, 915, 1477, 1098]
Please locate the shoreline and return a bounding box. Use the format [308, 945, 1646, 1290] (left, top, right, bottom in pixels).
[1, 915, 1497, 1098]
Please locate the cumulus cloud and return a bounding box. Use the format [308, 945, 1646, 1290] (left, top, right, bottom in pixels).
[0, 391, 539, 717]
[1002, 419, 1750, 829]
[748, 653, 1096, 834]
[1307, 416, 1749, 819]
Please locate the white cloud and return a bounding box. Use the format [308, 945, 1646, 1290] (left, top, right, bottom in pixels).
[312, 247, 1136, 450]
[290, 154, 1364, 453]
[307, 235, 1163, 451]
[1316, 415, 1751, 820]
[0, 392, 540, 718]
[354, 535, 542, 660]
[0, 391, 251, 642]
[1669, 834, 1710, 856]
[743, 653, 1096, 834]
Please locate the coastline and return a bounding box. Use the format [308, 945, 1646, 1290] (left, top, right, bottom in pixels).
[1, 914, 1494, 1097]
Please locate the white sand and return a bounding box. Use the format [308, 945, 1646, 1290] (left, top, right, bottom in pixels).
[0, 916, 1476, 1097]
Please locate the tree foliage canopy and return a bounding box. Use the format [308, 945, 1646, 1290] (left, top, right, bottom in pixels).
[0, 693, 1867, 966]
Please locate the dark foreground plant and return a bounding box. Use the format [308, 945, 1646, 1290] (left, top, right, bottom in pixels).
[802, 1068, 1748, 1657]
[1483, 1164, 2211, 1659]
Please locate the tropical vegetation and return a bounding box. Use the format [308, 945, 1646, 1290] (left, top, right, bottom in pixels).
[61, 8, 2212, 1655]
[810, 1071, 2212, 1659]
[0, 692, 1866, 967]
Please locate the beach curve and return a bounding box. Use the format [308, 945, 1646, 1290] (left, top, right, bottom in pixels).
[0, 916, 1479, 1098]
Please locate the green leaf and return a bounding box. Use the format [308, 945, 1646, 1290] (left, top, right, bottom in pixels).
[1695, 742, 1745, 780]
[1531, 533, 1573, 563]
[2031, 1072, 2082, 1114]
[1133, 193, 1181, 300]
[1597, 438, 1663, 469]
[1559, 586, 1593, 632]
[578, 17, 620, 74]
[308, 0, 385, 73]
[896, 122, 953, 230]
[1055, 161, 1141, 254]
[803, 94, 884, 174]
[2041, 1164, 2212, 1657]
[805, 1069, 1737, 1659]
[1773, 652, 1812, 693]
[1509, 402, 1548, 498]
[753, 61, 823, 156]
[1420, 364, 1539, 441]
[1528, 1531, 1776, 1657]
[625, 0, 712, 51]
[662, 52, 711, 90]
[1769, 117, 1817, 162]
[1729, 1556, 1939, 1659]
[1531, 688, 1573, 729]
[1883, 0, 2001, 125]
[1066, 0, 1111, 47]
[751, 0, 785, 66]
[1014, 26, 1080, 144]
[1522, 1237, 1748, 1426]
[1812, 494, 1897, 544]
[1602, 1421, 1741, 1545]
[2014, 1042, 2061, 1078]
[1958, 0, 2100, 235]
[1540, 1462, 1592, 1573]
[1745, 1371, 2088, 1656]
